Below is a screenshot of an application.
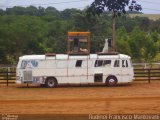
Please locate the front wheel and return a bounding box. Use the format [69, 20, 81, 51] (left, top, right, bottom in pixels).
[45, 78, 57, 88]
[106, 76, 117, 87]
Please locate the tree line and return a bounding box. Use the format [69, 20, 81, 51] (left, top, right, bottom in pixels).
[0, 6, 160, 64]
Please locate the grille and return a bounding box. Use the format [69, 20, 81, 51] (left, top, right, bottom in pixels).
[23, 71, 32, 81]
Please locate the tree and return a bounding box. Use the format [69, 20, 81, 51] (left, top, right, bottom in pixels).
[116, 27, 131, 55]
[25, 6, 38, 16]
[61, 8, 81, 20]
[128, 26, 158, 62]
[87, 0, 142, 52]
[0, 9, 4, 15]
[1, 6, 160, 64]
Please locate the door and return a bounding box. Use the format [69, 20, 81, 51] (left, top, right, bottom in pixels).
[112, 59, 122, 82]
[94, 60, 103, 83]
[121, 59, 131, 82]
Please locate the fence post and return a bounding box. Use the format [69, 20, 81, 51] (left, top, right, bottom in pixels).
[148, 69, 151, 83]
[7, 67, 9, 86]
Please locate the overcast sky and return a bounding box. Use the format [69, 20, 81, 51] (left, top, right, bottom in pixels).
[0, 0, 160, 14]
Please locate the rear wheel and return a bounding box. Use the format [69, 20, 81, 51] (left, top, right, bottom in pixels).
[45, 78, 57, 88]
[106, 76, 117, 87]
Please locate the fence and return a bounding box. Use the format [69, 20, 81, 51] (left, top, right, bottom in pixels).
[0, 67, 160, 86]
[0, 67, 16, 86]
[134, 68, 160, 83]
[133, 63, 160, 69]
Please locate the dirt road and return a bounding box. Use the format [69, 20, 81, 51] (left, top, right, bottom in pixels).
[0, 81, 160, 115]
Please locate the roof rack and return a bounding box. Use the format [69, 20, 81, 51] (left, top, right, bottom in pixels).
[67, 32, 90, 54]
[97, 52, 119, 55]
[68, 52, 89, 56]
[45, 53, 56, 59]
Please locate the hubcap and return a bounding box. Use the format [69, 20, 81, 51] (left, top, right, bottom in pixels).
[109, 79, 115, 85]
[48, 80, 54, 87]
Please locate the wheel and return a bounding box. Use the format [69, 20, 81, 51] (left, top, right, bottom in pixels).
[106, 76, 117, 87]
[45, 78, 57, 88]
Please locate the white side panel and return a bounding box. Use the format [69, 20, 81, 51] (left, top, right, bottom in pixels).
[87, 76, 94, 83]
[38, 60, 56, 68]
[80, 76, 88, 83]
[55, 69, 67, 77]
[67, 77, 80, 83]
[33, 69, 56, 76]
[56, 77, 68, 84]
[121, 68, 131, 82]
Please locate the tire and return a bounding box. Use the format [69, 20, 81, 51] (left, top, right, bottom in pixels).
[106, 76, 117, 87]
[45, 78, 57, 88]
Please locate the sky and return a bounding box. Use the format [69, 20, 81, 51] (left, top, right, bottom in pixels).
[0, 0, 160, 14]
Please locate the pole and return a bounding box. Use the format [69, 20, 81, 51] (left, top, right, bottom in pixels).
[148, 69, 151, 83]
[7, 68, 8, 86]
[112, 11, 116, 52]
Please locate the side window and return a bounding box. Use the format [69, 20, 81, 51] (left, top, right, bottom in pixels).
[126, 60, 128, 67]
[21, 61, 27, 69]
[103, 60, 111, 66]
[114, 60, 120, 67]
[95, 60, 111, 67]
[122, 60, 128, 67]
[31, 60, 38, 67]
[21, 60, 38, 69]
[95, 60, 103, 67]
[76, 60, 82, 67]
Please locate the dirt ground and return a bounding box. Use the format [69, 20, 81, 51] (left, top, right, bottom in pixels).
[0, 81, 160, 118]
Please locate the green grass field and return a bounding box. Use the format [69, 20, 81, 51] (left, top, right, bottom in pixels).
[129, 14, 160, 21]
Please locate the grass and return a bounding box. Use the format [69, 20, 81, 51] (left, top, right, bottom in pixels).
[129, 14, 160, 21]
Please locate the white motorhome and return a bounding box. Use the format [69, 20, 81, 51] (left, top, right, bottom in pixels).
[16, 53, 134, 87]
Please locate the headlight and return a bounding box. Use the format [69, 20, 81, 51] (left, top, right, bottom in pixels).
[33, 77, 43, 82]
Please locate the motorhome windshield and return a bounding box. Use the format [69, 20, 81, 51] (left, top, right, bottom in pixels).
[21, 60, 38, 69]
